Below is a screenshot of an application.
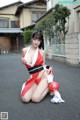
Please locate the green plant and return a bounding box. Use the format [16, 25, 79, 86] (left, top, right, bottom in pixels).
[23, 29, 33, 45]
[34, 4, 71, 43]
[53, 4, 71, 42]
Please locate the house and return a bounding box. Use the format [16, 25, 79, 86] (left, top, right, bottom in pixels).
[0, 1, 23, 53]
[0, 0, 46, 53]
[15, 0, 46, 30]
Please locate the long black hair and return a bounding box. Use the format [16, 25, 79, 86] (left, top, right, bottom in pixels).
[31, 31, 44, 50]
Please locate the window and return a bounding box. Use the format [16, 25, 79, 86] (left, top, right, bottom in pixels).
[32, 11, 45, 23]
[0, 19, 9, 28]
[32, 13, 37, 23]
[11, 21, 19, 28]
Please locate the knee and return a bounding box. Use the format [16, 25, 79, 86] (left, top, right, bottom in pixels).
[31, 94, 41, 103]
[21, 95, 30, 103]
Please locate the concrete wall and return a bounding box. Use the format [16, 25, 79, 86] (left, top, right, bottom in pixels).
[65, 33, 80, 65]
[46, 32, 80, 66]
[46, 46, 66, 63]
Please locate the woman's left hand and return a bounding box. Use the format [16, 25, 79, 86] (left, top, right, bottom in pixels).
[47, 67, 54, 74]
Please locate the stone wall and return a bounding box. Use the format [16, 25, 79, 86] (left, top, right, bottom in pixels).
[65, 33, 80, 65]
[46, 32, 80, 66]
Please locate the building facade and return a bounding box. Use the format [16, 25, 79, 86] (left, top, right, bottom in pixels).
[46, 0, 80, 33]
[45, 0, 80, 65]
[0, 0, 46, 53]
[0, 1, 23, 53]
[15, 0, 46, 29]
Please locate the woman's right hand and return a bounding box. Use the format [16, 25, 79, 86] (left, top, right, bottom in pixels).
[21, 57, 27, 65]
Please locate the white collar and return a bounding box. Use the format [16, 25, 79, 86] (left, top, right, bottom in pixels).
[24, 46, 38, 66]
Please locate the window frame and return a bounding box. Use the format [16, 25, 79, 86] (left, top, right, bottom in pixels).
[31, 11, 46, 23]
[0, 18, 9, 28]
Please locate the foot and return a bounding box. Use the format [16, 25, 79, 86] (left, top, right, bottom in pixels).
[50, 92, 54, 96]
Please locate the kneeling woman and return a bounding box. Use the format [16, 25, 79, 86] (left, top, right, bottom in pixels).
[20, 31, 64, 103]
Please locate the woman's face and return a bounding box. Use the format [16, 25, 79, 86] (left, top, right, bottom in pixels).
[32, 38, 41, 48]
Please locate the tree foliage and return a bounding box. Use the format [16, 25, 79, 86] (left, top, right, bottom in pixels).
[23, 29, 33, 45]
[34, 4, 71, 42]
[53, 4, 71, 36]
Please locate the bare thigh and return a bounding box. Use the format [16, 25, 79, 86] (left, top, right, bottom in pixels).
[21, 83, 37, 103]
[31, 77, 49, 102]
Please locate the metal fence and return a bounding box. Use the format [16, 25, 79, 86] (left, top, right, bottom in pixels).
[44, 45, 49, 54]
[45, 44, 65, 57]
[52, 44, 65, 56]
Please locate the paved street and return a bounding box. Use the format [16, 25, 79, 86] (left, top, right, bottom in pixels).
[0, 54, 80, 120]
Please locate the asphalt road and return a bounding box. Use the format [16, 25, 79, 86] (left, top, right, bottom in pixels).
[0, 54, 80, 120]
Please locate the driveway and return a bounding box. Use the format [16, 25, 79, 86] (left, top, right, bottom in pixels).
[0, 54, 80, 120]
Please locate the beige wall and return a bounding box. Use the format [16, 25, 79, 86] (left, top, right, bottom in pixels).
[20, 9, 31, 28]
[0, 15, 18, 20]
[0, 5, 18, 14]
[0, 4, 19, 28]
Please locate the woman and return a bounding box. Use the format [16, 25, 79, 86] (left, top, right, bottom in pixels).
[20, 31, 65, 103]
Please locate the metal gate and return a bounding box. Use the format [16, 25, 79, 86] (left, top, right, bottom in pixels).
[52, 44, 65, 57]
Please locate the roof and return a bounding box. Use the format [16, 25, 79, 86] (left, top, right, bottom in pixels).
[74, 5, 80, 10]
[0, 28, 23, 34]
[15, 0, 46, 15]
[21, 23, 35, 30]
[0, 1, 23, 10]
[18, 0, 46, 7]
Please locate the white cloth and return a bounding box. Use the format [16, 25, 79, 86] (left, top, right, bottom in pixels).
[47, 74, 54, 83]
[24, 46, 38, 67]
[21, 82, 26, 93]
[51, 90, 65, 103]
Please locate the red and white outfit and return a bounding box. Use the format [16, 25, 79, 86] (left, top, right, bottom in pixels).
[21, 46, 65, 103]
[21, 46, 45, 96]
